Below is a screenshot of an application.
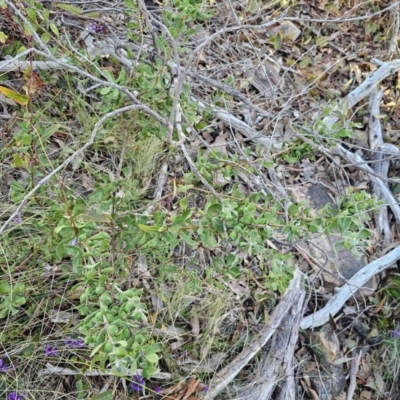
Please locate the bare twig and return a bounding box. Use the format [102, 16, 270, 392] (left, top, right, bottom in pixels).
[369, 88, 384, 150]
[346, 350, 362, 400]
[388, 3, 400, 55]
[369, 88, 392, 245]
[145, 163, 169, 215]
[284, 2, 400, 24]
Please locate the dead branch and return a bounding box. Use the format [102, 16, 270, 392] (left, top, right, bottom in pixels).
[332, 143, 400, 226]
[369, 88, 393, 245]
[284, 3, 400, 24]
[239, 286, 306, 400]
[205, 268, 304, 399]
[300, 243, 400, 329]
[388, 3, 400, 55]
[346, 349, 362, 400]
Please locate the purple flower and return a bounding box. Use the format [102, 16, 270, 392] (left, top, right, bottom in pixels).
[8, 392, 25, 400]
[203, 385, 209, 392]
[44, 345, 58, 357]
[130, 374, 145, 392]
[88, 23, 96, 33]
[87, 22, 106, 34]
[0, 358, 9, 372]
[154, 386, 162, 394]
[185, 260, 195, 270]
[391, 330, 400, 338]
[14, 217, 22, 224]
[65, 339, 84, 349]
[71, 238, 78, 246]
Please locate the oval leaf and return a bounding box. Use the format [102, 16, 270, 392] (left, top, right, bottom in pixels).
[0, 86, 28, 106]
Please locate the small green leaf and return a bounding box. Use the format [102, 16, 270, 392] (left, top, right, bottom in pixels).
[100, 86, 112, 95]
[288, 204, 299, 216]
[101, 70, 115, 83]
[206, 203, 222, 218]
[337, 217, 351, 234]
[274, 33, 281, 50]
[138, 224, 162, 233]
[146, 353, 159, 363]
[358, 228, 371, 240]
[55, 3, 83, 15]
[299, 56, 311, 69]
[155, 36, 167, 52]
[200, 228, 218, 249]
[41, 32, 51, 43]
[179, 231, 198, 248]
[89, 390, 113, 400]
[26, 7, 36, 21]
[177, 185, 194, 193]
[111, 363, 128, 377]
[0, 280, 10, 294]
[12, 154, 25, 168]
[50, 23, 59, 38]
[164, 232, 180, 247]
[42, 124, 61, 141]
[89, 342, 104, 358]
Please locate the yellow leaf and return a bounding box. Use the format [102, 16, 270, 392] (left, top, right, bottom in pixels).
[12, 154, 25, 168]
[0, 31, 7, 43]
[0, 86, 28, 106]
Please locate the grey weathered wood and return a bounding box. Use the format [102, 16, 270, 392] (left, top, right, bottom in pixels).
[301, 244, 400, 329]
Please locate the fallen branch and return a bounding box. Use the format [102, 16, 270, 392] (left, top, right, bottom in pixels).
[300, 244, 400, 329]
[205, 268, 304, 399]
[369, 87, 395, 245]
[332, 143, 400, 226]
[239, 286, 306, 400]
[346, 349, 362, 400]
[323, 57, 400, 128]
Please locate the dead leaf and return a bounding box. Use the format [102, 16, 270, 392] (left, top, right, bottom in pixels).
[81, 173, 95, 191]
[48, 310, 75, 324]
[151, 293, 164, 312]
[265, 21, 301, 41]
[213, 170, 230, 187]
[250, 59, 285, 96]
[0, 85, 28, 105]
[183, 377, 201, 399]
[210, 135, 228, 156]
[137, 253, 152, 279]
[23, 66, 45, 93]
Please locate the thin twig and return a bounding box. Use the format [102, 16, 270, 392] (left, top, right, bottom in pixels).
[284, 2, 400, 24]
